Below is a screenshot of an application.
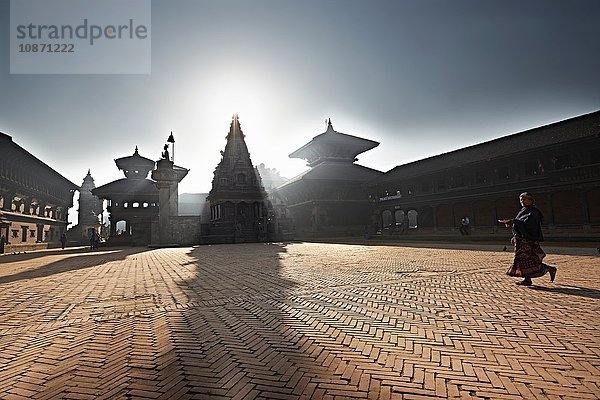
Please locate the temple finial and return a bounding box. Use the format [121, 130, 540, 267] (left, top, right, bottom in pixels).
[134, 146, 139, 154]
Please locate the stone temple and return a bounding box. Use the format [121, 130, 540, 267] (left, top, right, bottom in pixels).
[203, 114, 272, 244]
[68, 170, 103, 244]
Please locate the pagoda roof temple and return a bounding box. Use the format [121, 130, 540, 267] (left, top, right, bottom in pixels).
[289, 119, 379, 167]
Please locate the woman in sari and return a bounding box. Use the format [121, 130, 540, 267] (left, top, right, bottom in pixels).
[499, 192, 557, 286]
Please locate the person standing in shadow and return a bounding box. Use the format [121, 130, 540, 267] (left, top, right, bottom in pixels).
[60, 232, 67, 249]
[459, 216, 470, 235]
[499, 192, 557, 286]
[0, 235, 5, 254]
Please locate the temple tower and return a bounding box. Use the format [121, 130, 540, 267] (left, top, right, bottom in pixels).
[206, 114, 269, 243]
[273, 119, 382, 237]
[70, 170, 103, 243]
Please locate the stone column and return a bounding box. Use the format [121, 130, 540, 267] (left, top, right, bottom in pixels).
[23, 198, 32, 215]
[151, 159, 178, 246]
[109, 216, 116, 236]
[1, 191, 14, 211]
[38, 201, 47, 217]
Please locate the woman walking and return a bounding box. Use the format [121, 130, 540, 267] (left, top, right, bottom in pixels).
[499, 192, 557, 286]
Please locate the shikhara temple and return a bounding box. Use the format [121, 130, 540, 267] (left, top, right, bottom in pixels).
[1, 110, 599, 253]
[68, 169, 103, 244]
[204, 114, 271, 243]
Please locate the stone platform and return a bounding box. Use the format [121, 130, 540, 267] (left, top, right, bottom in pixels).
[0, 242, 598, 399]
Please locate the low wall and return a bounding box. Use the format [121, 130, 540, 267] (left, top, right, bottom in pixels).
[3, 241, 61, 253]
[150, 216, 202, 246]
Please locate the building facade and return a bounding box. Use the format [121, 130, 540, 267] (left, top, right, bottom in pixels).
[0, 132, 77, 252]
[366, 111, 600, 241]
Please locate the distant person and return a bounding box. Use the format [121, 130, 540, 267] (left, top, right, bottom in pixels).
[499, 192, 557, 286]
[401, 214, 409, 234]
[459, 216, 470, 235]
[0, 235, 5, 254]
[60, 232, 67, 249]
[89, 231, 99, 250]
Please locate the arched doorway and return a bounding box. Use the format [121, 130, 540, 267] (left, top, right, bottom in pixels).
[382, 210, 393, 229]
[407, 209, 418, 228]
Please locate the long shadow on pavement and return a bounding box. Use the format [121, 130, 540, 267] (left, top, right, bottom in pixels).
[529, 284, 600, 299]
[0, 246, 91, 263]
[0, 247, 151, 285]
[169, 243, 323, 398]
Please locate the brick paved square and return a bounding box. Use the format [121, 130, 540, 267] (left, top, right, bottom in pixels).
[0, 243, 598, 399]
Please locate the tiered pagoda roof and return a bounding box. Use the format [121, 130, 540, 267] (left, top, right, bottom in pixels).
[281, 119, 382, 187]
[289, 119, 379, 167]
[93, 147, 158, 198]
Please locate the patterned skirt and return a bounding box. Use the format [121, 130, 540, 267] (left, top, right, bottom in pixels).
[506, 236, 550, 278]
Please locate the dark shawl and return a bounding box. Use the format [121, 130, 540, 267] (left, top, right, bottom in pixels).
[512, 206, 544, 242]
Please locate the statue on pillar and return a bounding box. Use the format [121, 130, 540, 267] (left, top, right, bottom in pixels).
[162, 144, 170, 161]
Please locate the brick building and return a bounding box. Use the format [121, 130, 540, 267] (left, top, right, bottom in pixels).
[0, 132, 77, 252]
[366, 110, 600, 241]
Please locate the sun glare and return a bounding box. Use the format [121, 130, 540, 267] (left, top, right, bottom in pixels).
[197, 71, 276, 130]
[172, 67, 308, 191]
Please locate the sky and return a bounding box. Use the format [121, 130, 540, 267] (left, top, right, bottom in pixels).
[1, 0, 599, 207]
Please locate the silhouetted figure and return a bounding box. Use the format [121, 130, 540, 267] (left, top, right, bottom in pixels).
[60, 233, 67, 249]
[0, 235, 5, 254]
[89, 231, 100, 250]
[162, 144, 170, 160]
[502, 246, 507, 252]
[459, 216, 470, 235]
[402, 214, 409, 234]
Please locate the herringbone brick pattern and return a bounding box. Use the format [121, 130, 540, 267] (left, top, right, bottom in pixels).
[0, 243, 598, 399]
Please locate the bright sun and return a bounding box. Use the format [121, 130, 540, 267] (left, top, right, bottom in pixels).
[197, 69, 277, 129]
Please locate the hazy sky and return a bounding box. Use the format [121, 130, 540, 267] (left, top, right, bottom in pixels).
[1, 0, 599, 201]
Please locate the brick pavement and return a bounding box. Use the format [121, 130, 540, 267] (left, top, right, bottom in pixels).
[0, 243, 598, 399]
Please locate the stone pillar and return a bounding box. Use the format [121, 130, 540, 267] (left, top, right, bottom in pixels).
[38, 202, 47, 217]
[109, 216, 116, 236]
[1, 191, 14, 211]
[151, 159, 178, 246]
[23, 198, 32, 215]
